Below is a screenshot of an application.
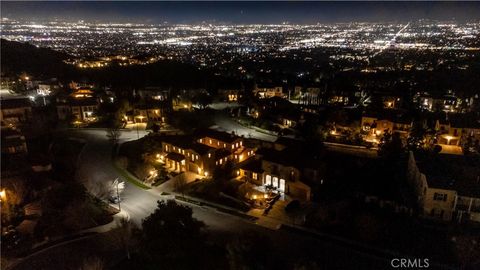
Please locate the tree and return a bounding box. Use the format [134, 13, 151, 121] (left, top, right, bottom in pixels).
[227, 230, 272, 270]
[106, 127, 121, 144]
[110, 218, 138, 260]
[138, 200, 206, 269]
[378, 131, 404, 161]
[79, 256, 105, 270]
[407, 121, 426, 151]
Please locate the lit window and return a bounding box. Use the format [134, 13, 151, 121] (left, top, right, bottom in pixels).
[209, 139, 212, 144]
[220, 159, 223, 165]
[208, 153, 211, 158]
[253, 173, 257, 180]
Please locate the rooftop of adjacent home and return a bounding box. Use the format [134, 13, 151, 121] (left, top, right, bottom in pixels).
[416, 153, 480, 198]
[194, 128, 241, 144]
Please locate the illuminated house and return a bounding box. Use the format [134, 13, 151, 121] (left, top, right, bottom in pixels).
[196, 129, 244, 152]
[361, 111, 412, 143]
[239, 138, 325, 202]
[161, 135, 216, 175]
[253, 84, 285, 99]
[159, 130, 254, 175]
[415, 93, 458, 113]
[218, 89, 242, 102]
[435, 117, 480, 147]
[278, 111, 305, 129]
[239, 147, 312, 201]
[130, 105, 166, 123]
[56, 89, 99, 123]
[407, 152, 480, 223]
[297, 87, 324, 105]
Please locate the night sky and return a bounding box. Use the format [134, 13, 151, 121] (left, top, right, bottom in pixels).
[2, 1, 480, 24]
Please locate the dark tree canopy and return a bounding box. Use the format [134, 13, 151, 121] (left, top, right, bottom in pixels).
[138, 200, 206, 269]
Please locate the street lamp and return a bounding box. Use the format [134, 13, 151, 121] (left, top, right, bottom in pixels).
[136, 115, 145, 139]
[112, 178, 125, 211]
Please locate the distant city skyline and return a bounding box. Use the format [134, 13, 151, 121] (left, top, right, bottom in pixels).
[2, 1, 480, 24]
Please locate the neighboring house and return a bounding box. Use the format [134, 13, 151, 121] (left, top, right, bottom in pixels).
[172, 98, 192, 111]
[238, 159, 264, 186]
[130, 105, 166, 123]
[435, 119, 462, 146]
[137, 87, 170, 101]
[57, 98, 99, 122]
[297, 87, 324, 105]
[407, 152, 480, 223]
[0, 97, 32, 127]
[239, 138, 326, 202]
[1, 128, 28, 155]
[278, 111, 305, 129]
[361, 111, 412, 143]
[435, 117, 480, 147]
[56, 89, 99, 122]
[415, 93, 459, 112]
[381, 95, 403, 109]
[328, 90, 350, 106]
[196, 128, 244, 152]
[218, 89, 242, 102]
[254, 85, 284, 99]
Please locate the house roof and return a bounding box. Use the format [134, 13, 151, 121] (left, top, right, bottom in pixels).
[162, 135, 215, 155]
[195, 128, 241, 143]
[190, 143, 215, 155]
[417, 154, 480, 198]
[215, 148, 232, 159]
[239, 158, 264, 173]
[0, 98, 32, 109]
[165, 152, 185, 162]
[162, 135, 195, 149]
